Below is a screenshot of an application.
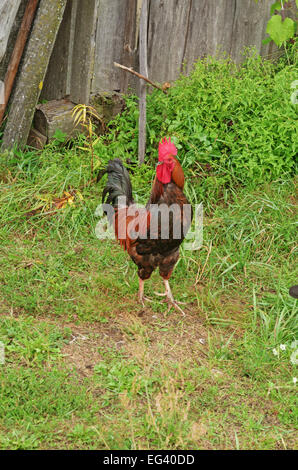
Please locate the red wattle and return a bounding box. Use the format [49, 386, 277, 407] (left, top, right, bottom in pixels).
[156, 161, 175, 184]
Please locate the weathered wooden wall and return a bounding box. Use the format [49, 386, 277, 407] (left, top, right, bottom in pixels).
[44, 0, 281, 100]
[1, 0, 292, 104]
[93, 0, 138, 93]
[0, 0, 27, 81]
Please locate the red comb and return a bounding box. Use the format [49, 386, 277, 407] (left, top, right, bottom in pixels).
[158, 137, 177, 161]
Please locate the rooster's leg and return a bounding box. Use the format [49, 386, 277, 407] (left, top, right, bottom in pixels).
[155, 280, 187, 316]
[138, 278, 153, 307]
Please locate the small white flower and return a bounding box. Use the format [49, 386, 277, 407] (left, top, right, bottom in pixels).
[280, 344, 286, 351]
[291, 340, 298, 349]
[293, 377, 297, 385]
[272, 348, 278, 356]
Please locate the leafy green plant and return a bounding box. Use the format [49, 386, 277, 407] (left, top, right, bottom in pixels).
[257, 0, 298, 47]
[94, 50, 297, 184]
[52, 129, 67, 145]
[72, 104, 104, 179]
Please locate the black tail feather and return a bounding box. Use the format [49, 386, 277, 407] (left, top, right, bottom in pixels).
[99, 158, 134, 208]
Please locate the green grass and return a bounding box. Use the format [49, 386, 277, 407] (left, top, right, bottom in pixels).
[0, 48, 297, 450]
[0, 147, 297, 448]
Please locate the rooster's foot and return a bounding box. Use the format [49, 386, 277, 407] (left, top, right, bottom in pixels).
[155, 280, 187, 316]
[138, 278, 153, 308]
[166, 299, 186, 316]
[154, 291, 187, 305]
[138, 295, 153, 308]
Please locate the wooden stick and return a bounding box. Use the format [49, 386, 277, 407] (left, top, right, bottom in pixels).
[114, 62, 166, 94]
[0, 0, 40, 126]
[138, 0, 148, 165]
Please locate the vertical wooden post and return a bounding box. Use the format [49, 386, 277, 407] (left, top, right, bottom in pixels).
[138, 0, 148, 165]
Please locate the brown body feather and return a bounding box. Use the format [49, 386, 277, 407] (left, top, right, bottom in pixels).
[101, 156, 192, 282]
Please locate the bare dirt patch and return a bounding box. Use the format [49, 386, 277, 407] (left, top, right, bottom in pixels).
[58, 305, 211, 375]
[60, 320, 125, 376]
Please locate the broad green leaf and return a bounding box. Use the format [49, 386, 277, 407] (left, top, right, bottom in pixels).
[266, 15, 295, 46]
[270, 1, 282, 16]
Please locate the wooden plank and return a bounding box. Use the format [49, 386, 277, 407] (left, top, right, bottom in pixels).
[120, 0, 138, 92]
[147, 0, 191, 83]
[182, 0, 278, 66]
[42, 0, 137, 100]
[40, 0, 74, 101]
[148, 0, 281, 82]
[181, 0, 236, 74]
[138, 0, 148, 165]
[93, 0, 124, 93]
[66, 0, 79, 95]
[0, 0, 22, 62]
[1, 0, 68, 150]
[93, 0, 137, 94]
[69, 0, 98, 103]
[230, 0, 273, 63]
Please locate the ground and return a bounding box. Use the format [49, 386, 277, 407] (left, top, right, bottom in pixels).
[0, 173, 297, 450]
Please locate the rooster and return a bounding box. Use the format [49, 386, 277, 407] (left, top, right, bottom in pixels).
[99, 137, 192, 313]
